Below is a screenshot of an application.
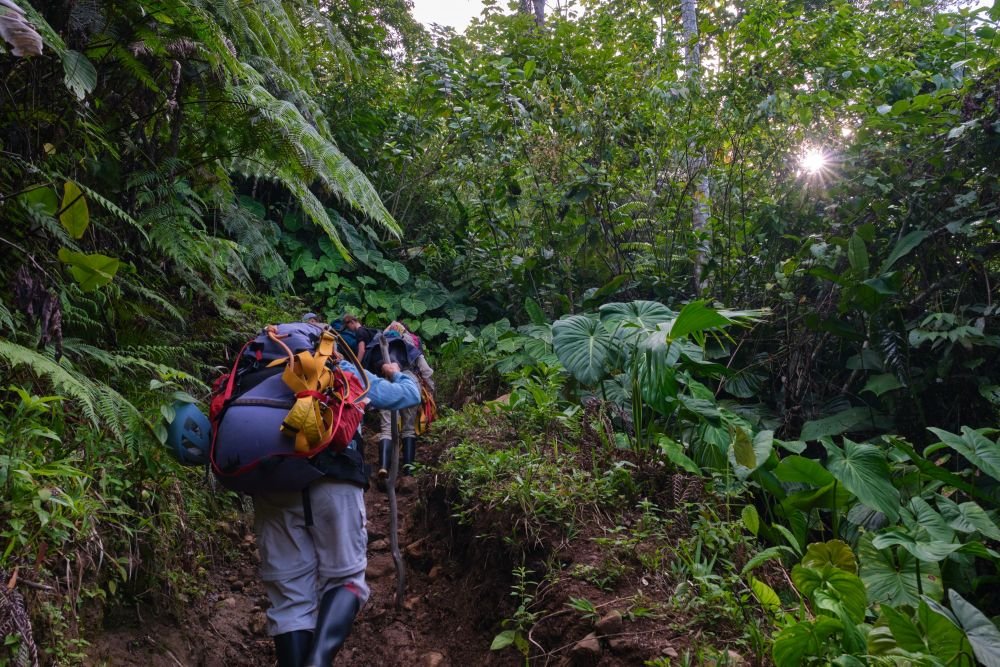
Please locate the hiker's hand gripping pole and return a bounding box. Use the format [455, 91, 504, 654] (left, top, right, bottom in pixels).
[380, 335, 406, 611]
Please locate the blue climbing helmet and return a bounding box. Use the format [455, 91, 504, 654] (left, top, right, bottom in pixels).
[167, 401, 211, 465]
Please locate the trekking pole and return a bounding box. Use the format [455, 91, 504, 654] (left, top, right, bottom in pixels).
[380, 335, 406, 611]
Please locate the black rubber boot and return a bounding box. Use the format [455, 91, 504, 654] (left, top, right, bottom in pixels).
[377, 438, 392, 479]
[274, 630, 312, 667]
[402, 437, 417, 476]
[304, 585, 361, 667]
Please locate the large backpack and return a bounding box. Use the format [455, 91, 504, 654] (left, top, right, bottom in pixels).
[208, 323, 369, 494]
[361, 332, 421, 374]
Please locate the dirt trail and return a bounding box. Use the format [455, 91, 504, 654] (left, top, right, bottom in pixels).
[84, 442, 511, 667]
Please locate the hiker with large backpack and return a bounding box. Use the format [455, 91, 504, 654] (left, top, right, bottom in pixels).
[184, 321, 420, 667]
[341, 314, 377, 362]
[364, 321, 435, 479]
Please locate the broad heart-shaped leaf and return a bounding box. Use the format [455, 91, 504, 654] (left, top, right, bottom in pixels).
[670, 300, 734, 340]
[784, 482, 853, 512]
[822, 438, 900, 523]
[62, 49, 97, 100]
[872, 529, 963, 562]
[949, 589, 1000, 667]
[377, 259, 409, 285]
[57, 248, 119, 291]
[418, 317, 451, 338]
[598, 300, 675, 341]
[903, 496, 955, 543]
[399, 296, 427, 316]
[858, 533, 943, 607]
[729, 428, 773, 479]
[937, 495, 1000, 541]
[791, 564, 867, 623]
[774, 455, 835, 486]
[918, 599, 974, 664]
[876, 605, 926, 653]
[59, 181, 89, 238]
[20, 184, 59, 215]
[801, 540, 857, 574]
[928, 426, 1000, 482]
[772, 617, 843, 667]
[552, 314, 611, 386]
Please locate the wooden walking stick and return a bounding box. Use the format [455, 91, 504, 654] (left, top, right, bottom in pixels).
[380, 334, 406, 611]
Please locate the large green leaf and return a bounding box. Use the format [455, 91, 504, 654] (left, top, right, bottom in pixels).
[872, 529, 963, 562]
[748, 575, 781, 612]
[598, 300, 675, 340]
[792, 564, 867, 623]
[822, 438, 900, 522]
[848, 232, 869, 278]
[949, 589, 1000, 667]
[875, 605, 926, 654]
[57, 248, 119, 291]
[879, 230, 931, 274]
[62, 49, 97, 100]
[59, 180, 89, 238]
[552, 314, 611, 385]
[729, 428, 773, 479]
[801, 540, 857, 574]
[670, 300, 733, 340]
[937, 495, 1000, 540]
[20, 184, 58, 215]
[858, 534, 943, 607]
[918, 600, 973, 663]
[774, 455, 835, 486]
[928, 426, 1000, 482]
[419, 317, 451, 338]
[378, 259, 409, 285]
[903, 497, 955, 543]
[773, 617, 843, 667]
[400, 296, 427, 316]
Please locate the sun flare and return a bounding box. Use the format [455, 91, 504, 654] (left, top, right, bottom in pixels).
[801, 148, 828, 175]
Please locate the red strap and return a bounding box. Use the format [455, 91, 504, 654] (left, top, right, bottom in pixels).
[296, 390, 330, 404]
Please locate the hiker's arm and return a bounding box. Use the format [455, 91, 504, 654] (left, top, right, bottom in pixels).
[364, 366, 420, 410]
[356, 340, 366, 362]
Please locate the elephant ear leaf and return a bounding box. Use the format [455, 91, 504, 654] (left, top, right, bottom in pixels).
[821, 438, 900, 522]
[552, 314, 611, 386]
[948, 590, 1000, 667]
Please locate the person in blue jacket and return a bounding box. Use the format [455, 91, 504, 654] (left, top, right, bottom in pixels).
[257, 354, 420, 667]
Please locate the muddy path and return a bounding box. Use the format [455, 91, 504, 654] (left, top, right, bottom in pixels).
[84, 439, 513, 667]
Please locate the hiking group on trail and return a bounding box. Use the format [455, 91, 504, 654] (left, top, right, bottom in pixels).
[166, 313, 437, 666]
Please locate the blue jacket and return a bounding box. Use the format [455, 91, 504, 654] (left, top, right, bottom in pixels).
[338, 360, 421, 412]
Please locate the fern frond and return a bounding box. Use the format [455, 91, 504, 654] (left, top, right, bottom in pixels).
[0, 338, 102, 425]
[0, 303, 13, 333]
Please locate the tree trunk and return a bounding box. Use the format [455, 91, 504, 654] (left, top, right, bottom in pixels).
[681, 0, 710, 295]
[519, 0, 545, 26]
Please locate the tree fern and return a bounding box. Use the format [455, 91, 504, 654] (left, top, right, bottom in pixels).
[0, 339, 121, 430]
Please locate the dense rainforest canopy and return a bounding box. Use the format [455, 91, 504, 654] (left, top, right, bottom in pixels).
[1, 0, 999, 663]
